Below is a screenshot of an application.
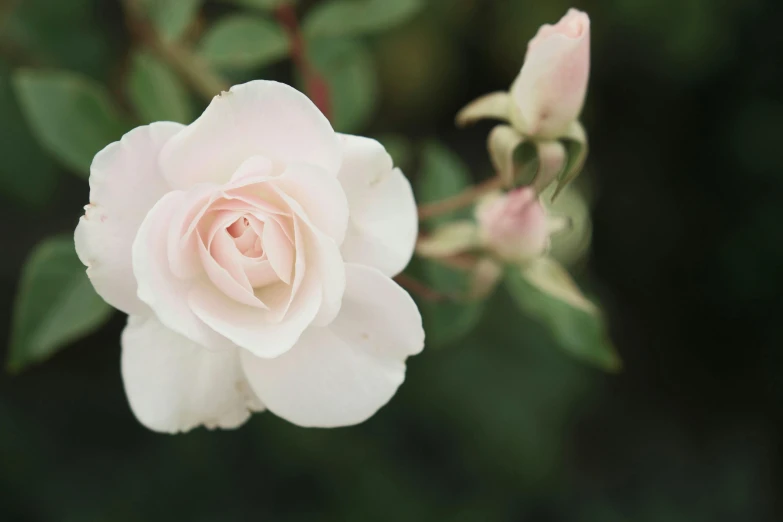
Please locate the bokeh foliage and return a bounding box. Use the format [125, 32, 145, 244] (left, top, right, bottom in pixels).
[0, 0, 781, 521]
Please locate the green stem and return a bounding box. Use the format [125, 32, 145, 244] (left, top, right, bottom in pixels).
[123, 0, 228, 101]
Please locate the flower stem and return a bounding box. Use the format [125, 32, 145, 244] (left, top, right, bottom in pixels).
[123, 0, 229, 101]
[394, 274, 448, 302]
[274, 4, 331, 120]
[417, 176, 504, 221]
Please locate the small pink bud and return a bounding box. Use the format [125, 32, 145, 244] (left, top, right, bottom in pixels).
[510, 9, 590, 138]
[476, 188, 549, 262]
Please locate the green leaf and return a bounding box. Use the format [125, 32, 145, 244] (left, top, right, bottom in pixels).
[0, 62, 59, 208]
[8, 236, 113, 372]
[13, 69, 130, 177]
[417, 140, 472, 227]
[504, 263, 620, 372]
[199, 14, 290, 69]
[303, 0, 423, 39]
[143, 0, 203, 42]
[418, 260, 485, 348]
[3, 0, 115, 79]
[128, 51, 192, 124]
[307, 38, 377, 133]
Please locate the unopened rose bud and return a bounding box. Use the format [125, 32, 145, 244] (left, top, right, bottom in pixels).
[510, 9, 590, 139]
[476, 188, 549, 263]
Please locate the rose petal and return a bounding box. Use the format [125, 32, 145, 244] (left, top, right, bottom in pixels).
[242, 259, 281, 288]
[304, 222, 345, 327]
[160, 81, 341, 189]
[230, 155, 276, 182]
[121, 315, 263, 434]
[168, 184, 220, 279]
[244, 212, 306, 325]
[252, 282, 293, 323]
[274, 162, 349, 245]
[261, 211, 306, 321]
[75, 122, 184, 315]
[260, 217, 294, 284]
[221, 184, 288, 217]
[241, 263, 424, 428]
[336, 134, 417, 277]
[232, 224, 258, 254]
[274, 191, 345, 327]
[133, 191, 233, 349]
[188, 274, 322, 358]
[187, 210, 326, 355]
[204, 210, 244, 251]
[198, 231, 265, 309]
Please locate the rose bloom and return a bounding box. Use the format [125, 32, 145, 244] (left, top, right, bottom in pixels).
[510, 8, 590, 138]
[476, 188, 549, 263]
[75, 81, 424, 432]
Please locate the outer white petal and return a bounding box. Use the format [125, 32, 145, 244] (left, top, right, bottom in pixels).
[274, 162, 349, 245]
[305, 224, 345, 327]
[159, 81, 341, 189]
[133, 191, 233, 350]
[337, 134, 417, 277]
[75, 122, 184, 315]
[241, 263, 424, 428]
[121, 315, 263, 434]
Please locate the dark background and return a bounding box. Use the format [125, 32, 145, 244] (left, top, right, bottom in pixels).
[1, 0, 781, 520]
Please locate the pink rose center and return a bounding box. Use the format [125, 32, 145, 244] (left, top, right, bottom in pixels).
[228, 217, 265, 258]
[180, 179, 299, 310]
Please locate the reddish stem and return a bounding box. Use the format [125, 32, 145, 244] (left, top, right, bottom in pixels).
[275, 4, 331, 120]
[394, 274, 448, 302]
[417, 176, 504, 221]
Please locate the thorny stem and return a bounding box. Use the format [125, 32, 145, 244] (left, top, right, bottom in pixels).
[417, 176, 504, 221]
[432, 253, 479, 271]
[123, 0, 228, 101]
[274, 4, 331, 120]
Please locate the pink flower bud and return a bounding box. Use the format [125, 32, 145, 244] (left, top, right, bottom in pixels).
[476, 188, 549, 262]
[510, 9, 590, 138]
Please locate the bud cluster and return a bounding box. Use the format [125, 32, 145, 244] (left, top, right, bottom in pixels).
[419, 8, 591, 266]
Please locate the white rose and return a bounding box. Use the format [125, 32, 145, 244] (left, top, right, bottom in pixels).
[75, 81, 424, 432]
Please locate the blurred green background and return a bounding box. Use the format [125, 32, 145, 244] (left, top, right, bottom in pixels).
[1, 0, 781, 520]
